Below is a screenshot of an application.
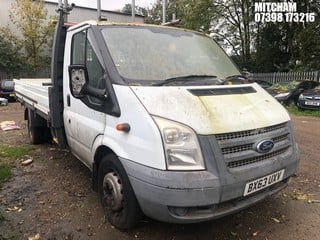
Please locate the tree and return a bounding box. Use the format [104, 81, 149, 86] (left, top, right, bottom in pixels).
[0, 33, 25, 75]
[176, 0, 216, 33]
[147, 0, 320, 72]
[210, 0, 256, 69]
[254, 23, 292, 72]
[6, 0, 55, 74]
[122, 3, 148, 17]
[254, 0, 320, 72]
[145, 0, 215, 30]
[147, 0, 254, 68]
[297, 21, 320, 71]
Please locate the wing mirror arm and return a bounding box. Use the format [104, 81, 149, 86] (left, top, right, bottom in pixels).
[82, 84, 108, 100]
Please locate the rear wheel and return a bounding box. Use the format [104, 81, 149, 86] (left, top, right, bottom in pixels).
[98, 154, 142, 229]
[27, 123, 44, 144]
[27, 109, 51, 144]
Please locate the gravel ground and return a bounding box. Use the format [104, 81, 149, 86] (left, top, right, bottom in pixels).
[0, 102, 319, 240]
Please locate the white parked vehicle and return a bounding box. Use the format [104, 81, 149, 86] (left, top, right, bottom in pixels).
[0, 97, 8, 106]
[14, 7, 299, 229]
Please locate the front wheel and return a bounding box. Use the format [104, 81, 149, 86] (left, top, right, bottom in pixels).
[98, 154, 142, 229]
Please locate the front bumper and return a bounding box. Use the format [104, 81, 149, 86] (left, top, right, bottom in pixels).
[297, 100, 320, 110]
[120, 154, 298, 223]
[120, 120, 299, 223]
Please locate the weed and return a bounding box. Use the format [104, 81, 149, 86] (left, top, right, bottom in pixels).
[0, 164, 11, 187]
[0, 145, 30, 159]
[0, 146, 30, 187]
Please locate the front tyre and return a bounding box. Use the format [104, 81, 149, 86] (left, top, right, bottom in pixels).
[98, 154, 142, 229]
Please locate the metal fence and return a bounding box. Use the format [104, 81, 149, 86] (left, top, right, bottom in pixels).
[0, 72, 13, 80]
[252, 71, 320, 84]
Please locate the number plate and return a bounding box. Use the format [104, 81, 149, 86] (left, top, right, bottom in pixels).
[305, 101, 320, 106]
[9, 93, 15, 97]
[243, 169, 285, 196]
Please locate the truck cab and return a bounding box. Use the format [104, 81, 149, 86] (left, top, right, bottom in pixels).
[63, 21, 299, 228]
[14, 18, 299, 230]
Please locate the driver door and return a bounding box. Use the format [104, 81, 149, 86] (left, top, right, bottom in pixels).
[64, 27, 107, 167]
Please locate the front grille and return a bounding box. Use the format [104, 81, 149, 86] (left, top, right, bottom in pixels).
[306, 96, 320, 100]
[227, 148, 289, 168]
[216, 122, 287, 141]
[216, 122, 292, 169]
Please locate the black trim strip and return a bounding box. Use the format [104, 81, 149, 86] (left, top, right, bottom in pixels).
[189, 86, 256, 96]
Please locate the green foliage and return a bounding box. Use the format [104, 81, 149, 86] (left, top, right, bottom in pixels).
[212, 0, 255, 64]
[0, 164, 11, 187]
[0, 32, 25, 75]
[287, 106, 320, 117]
[144, 0, 170, 24]
[0, 146, 30, 187]
[147, 0, 320, 73]
[147, 0, 255, 68]
[0, 145, 31, 197]
[254, 23, 292, 72]
[5, 0, 55, 74]
[297, 19, 320, 71]
[122, 3, 148, 16]
[177, 0, 215, 33]
[0, 145, 30, 159]
[250, 0, 320, 72]
[146, 0, 216, 31]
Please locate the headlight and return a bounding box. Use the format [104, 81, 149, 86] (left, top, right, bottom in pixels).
[275, 92, 290, 98]
[153, 116, 205, 171]
[298, 94, 305, 100]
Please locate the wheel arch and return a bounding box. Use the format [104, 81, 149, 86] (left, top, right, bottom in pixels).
[92, 145, 117, 191]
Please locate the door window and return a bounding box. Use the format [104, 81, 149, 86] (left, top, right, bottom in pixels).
[71, 28, 106, 104]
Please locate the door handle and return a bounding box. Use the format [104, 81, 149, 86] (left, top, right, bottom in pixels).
[67, 94, 70, 107]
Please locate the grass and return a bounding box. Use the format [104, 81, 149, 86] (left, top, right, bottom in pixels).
[0, 145, 30, 187]
[287, 106, 320, 117]
[0, 145, 30, 159]
[0, 164, 11, 187]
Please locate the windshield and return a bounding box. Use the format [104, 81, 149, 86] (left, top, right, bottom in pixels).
[1, 80, 14, 90]
[101, 26, 240, 82]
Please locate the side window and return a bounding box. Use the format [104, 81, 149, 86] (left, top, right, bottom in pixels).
[86, 29, 105, 90]
[71, 29, 106, 104]
[71, 31, 86, 64]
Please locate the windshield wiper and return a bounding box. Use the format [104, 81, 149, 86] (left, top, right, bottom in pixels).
[152, 75, 218, 86]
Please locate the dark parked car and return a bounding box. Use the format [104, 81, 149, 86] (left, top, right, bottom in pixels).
[0, 79, 15, 101]
[297, 85, 320, 110]
[266, 80, 319, 106]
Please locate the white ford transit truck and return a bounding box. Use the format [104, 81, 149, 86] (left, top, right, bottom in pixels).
[14, 7, 299, 229]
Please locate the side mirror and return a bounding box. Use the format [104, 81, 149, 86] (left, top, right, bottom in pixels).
[69, 65, 88, 98]
[69, 65, 108, 101]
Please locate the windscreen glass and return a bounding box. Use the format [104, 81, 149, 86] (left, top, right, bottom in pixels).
[101, 26, 240, 81]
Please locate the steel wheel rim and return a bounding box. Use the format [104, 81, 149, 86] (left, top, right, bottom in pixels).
[103, 172, 123, 211]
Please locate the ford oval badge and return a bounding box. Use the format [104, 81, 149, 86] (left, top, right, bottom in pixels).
[256, 140, 274, 153]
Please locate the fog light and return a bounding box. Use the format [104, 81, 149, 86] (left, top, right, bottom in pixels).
[168, 207, 189, 216]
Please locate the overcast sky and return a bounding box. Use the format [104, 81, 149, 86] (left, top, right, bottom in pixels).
[46, 0, 155, 11]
